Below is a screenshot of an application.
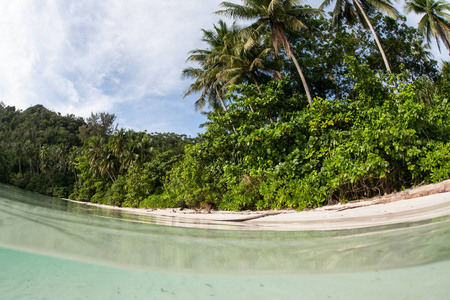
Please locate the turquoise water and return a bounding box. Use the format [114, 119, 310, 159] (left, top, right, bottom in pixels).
[1, 183, 450, 299]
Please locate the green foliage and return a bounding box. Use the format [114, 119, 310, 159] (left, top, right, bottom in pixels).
[140, 194, 180, 209]
[71, 129, 194, 207]
[288, 13, 438, 99]
[9, 173, 29, 189]
[105, 176, 126, 206]
[26, 173, 50, 195]
[418, 141, 450, 183]
[124, 151, 182, 207]
[168, 63, 450, 210]
[2, 3, 450, 212]
[405, 0, 450, 53]
[0, 104, 85, 197]
[77, 112, 117, 142]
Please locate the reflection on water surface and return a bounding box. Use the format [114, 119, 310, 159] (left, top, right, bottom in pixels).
[0, 183, 449, 299]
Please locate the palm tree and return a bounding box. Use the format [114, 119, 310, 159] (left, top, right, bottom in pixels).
[320, 0, 399, 72]
[23, 140, 36, 173]
[109, 129, 127, 159]
[405, 0, 450, 54]
[218, 36, 279, 92]
[217, 0, 320, 108]
[219, 36, 281, 122]
[136, 134, 156, 165]
[183, 20, 240, 112]
[97, 148, 117, 182]
[182, 67, 227, 112]
[84, 136, 109, 179]
[68, 146, 79, 181]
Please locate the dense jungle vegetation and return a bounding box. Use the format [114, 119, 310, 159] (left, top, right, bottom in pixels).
[0, 105, 195, 203]
[1, 0, 450, 210]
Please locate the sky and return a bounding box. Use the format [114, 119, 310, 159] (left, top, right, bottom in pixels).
[0, 0, 449, 137]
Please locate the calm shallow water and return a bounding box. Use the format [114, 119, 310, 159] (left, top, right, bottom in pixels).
[1, 183, 450, 299]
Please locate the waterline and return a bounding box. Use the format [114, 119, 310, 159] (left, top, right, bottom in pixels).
[1, 183, 449, 299]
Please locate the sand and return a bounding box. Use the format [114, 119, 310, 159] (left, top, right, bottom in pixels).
[66, 179, 450, 231]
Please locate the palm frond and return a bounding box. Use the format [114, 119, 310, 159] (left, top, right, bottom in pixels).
[216, 2, 259, 20]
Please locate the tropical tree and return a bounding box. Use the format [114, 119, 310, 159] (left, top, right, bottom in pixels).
[218, 35, 278, 92]
[78, 112, 116, 141]
[405, 0, 450, 54]
[84, 136, 107, 178]
[182, 20, 240, 112]
[217, 0, 320, 108]
[286, 13, 438, 99]
[320, 0, 399, 72]
[136, 134, 156, 166]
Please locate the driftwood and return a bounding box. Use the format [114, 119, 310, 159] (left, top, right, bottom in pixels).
[218, 211, 282, 222]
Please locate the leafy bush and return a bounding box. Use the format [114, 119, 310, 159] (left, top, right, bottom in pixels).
[167, 61, 450, 210]
[26, 173, 50, 195]
[105, 176, 126, 206]
[10, 173, 29, 189]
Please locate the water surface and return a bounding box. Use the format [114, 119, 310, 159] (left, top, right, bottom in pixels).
[1, 183, 449, 299]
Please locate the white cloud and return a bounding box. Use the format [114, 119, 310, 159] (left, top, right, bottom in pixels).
[0, 0, 448, 135]
[0, 0, 225, 123]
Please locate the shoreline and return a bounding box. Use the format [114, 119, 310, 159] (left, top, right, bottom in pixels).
[64, 180, 450, 231]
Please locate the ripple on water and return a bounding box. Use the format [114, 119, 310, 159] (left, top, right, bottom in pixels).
[1, 183, 450, 299]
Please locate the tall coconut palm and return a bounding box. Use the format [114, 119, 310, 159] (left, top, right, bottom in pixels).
[217, 0, 320, 108]
[182, 67, 227, 111]
[97, 149, 117, 182]
[405, 0, 450, 54]
[219, 36, 281, 121]
[136, 134, 156, 165]
[84, 136, 112, 180]
[218, 36, 279, 92]
[183, 20, 240, 112]
[320, 0, 399, 72]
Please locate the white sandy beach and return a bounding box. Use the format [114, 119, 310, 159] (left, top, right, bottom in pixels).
[67, 180, 450, 231]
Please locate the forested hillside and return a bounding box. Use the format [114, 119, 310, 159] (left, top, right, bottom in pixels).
[0, 103, 195, 202]
[0, 104, 84, 193]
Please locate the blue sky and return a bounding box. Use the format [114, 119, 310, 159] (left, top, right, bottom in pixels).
[0, 0, 448, 137]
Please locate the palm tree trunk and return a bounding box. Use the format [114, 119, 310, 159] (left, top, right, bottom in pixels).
[215, 86, 228, 112]
[107, 170, 116, 183]
[288, 52, 313, 109]
[215, 86, 237, 134]
[354, 0, 392, 73]
[276, 26, 313, 109]
[251, 74, 263, 94]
